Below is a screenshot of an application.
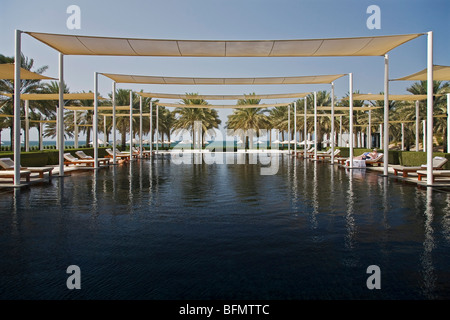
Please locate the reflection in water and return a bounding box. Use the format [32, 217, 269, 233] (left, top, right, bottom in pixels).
[421, 187, 436, 299]
[311, 161, 318, 229]
[1, 154, 450, 299]
[345, 170, 356, 250]
[128, 160, 134, 212]
[444, 194, 450, 241]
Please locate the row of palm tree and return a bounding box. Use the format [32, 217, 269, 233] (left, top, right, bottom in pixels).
[1, 53, 449, 151]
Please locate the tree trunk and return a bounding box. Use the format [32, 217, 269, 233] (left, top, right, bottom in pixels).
[10, 125, 13, 150]
[121, 127, 126, 149]
[86, 128, 91, 148]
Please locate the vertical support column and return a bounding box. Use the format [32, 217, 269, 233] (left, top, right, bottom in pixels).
[150, 101, 153, 154]
[339, 115, 342, 147]
[74, 110, 79, 148]
[112, 81, 117, 165]
[426, 32, 434, 185]
[93, 72, 99, 169]
[304, 97, 307, 159]
[314, 91, 317, 161]
[103, 115, 107, 147]
[129, 91, 133, 153]
[156, 104, 159, 153]
[13, 30, 22, 185]
[58, 53, 65, 176]
[349, 73, 354, 167]
[139, 95, 143, 158]
[401, 123, 405, 151]
[423, 120, 426, 152]
[294, 101, 297, 154]
[331, 82, 335, 164]
[288, 104, 291, 154]
[25, 100, 29, 152]
[383, 54, 389, 176]
[447, 94, 450, 153]
[415, 100, 419, 152]
[368, 109, 372, 149]
[39, 122, 43, 150]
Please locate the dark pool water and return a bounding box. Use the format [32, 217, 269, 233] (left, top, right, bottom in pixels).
[0, 153, 449, 300]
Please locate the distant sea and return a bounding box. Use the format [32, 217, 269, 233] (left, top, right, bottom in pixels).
[1, 140, 281, 148]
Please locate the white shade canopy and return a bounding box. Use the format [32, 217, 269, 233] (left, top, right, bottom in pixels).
[1, 92, 103, 100]
[154, 102, 291, 109]
[138, 92, 310, 100]
[26, 32, 423, 57]
[103, 73, 345, 85]
[392, 65, 450, 81]
[0, 63, 56, 80]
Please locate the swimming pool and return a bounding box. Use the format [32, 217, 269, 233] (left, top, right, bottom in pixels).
[0, 154, 449, 299]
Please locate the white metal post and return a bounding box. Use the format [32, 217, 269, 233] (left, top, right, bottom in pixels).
[112, 81, 117, 165]
[103, 115, 107, 147]
[331, 82, 335, 164]
[294, 101, 297, 154]
[156, 104, 159, 153]
[349, 73, 354, 167]
[304, 97, 307, 159]
[58, 53, 65, 176]
[415, 100, 420, 152]
[368, 109, 372, 149]
[339, 115, 342, 147]
[39, 122, 43, 150]
[150, 101, 153, 153]
[314, 92, 317, 160]
[25, 100, 29, 152]
[426, 31, 434, 185]
[93, 72, 99, 169]
[401, 123, 405, 151]
[139, 95, 143, 157]
[447, 94, 450, 153]
[383, 54, 389, 176]
[288, 104, 291, 154]
[13, 30, 22, 185]
[74, 111, 78, 148]
[423, 120, 426, 152]
[129, 91, 133, 153]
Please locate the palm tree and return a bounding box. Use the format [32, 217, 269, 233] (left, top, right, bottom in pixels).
[226, 93, 270, 149]
[172, 93, 221, 147]
[405, 81, 449, 151]
[0, 54, 49, 147]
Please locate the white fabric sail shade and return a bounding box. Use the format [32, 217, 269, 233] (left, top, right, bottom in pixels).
[138, 92, 309, 100]
[392, 65, 450, 81]
[0, 63, 56, 80]
[26, 32, 423, 57]
[102, 73, 345, 85]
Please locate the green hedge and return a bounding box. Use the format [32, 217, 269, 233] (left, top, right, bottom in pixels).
[0, 147, 109, 166]
[399, 151, 450, 169]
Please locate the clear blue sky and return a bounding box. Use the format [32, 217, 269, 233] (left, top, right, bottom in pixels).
[1, 0, 449, 141]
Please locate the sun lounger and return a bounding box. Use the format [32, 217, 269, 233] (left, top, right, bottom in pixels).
[365, 153, 384, 166]
[317, 149, 341, 160]
[76, 151, 111, 163]
[417, 170, 450, 183]
[75, 151, 93, 159]
[0, 170, 31, 183]
[105, 148, 131, 161]
[0, 158, 53, 180]
[392, 156, 448, 177]
[64, 153, 110, 167]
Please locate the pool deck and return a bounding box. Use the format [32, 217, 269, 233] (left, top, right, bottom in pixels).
[334, 161, 450, 188]
[0, 164, 110, 189]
